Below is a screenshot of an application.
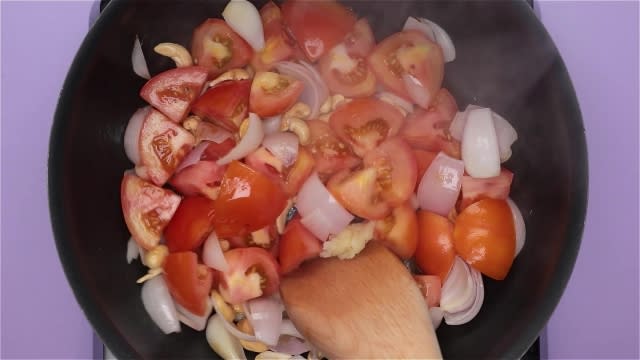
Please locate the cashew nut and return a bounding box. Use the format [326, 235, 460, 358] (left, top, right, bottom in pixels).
[182, 115, 201, 134]
[276, 199, 294, 235]
[154, 43, 193, 68]
[284, 102, 311, 120]
[143, 245, 169, 269]
[208, 69, 251, 88]
[211, 290, 235, 323]
[250, 227, 271, 247]
[330, 94, 348, 110]
[256, 351, 295, 360]
[281, 117, 310, 145]
[319, 97, 333, 115]
[237, 319, 269, 352]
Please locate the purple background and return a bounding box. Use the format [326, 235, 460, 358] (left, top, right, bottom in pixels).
[1, 1, 638, 358]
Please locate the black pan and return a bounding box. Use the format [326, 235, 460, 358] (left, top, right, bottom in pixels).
[48, 0, 588, 358]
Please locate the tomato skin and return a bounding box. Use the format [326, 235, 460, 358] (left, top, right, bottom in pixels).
[281, 0, 357, 61]
[278, 217, 322, 274]
[415, 210, 456, 282]
[213, 161, 288, 238]
[219, 247, 281, 304]
[191, 80, 251, 132]
[252, 1, 295, 71]
[327, 167, 390, 220]
[344, 18, 375, 57]
[202, 138, 236, 160]
[191, 19, 253, 78]
[329, 98, 406, 157]
[460, 168, 514, 210]
[318, 49, 377, 98]
[305, 120, 361, 177]
[400, 105, 460, 158]
[140, 66, 209, 123]
[453, 199, 516, 280]
[283, 147, 315, 196]
[164, 196, 216, 252]
[249, 72, 304, 117]
[163, 252, 213, 316]
[414, 275, 442, 308]
[373, 204, 418, 259]
[169, 160, 226, 199]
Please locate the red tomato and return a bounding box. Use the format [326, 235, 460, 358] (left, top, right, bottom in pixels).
[252, 1, 295, 71]
[244, 147, 285, 185]
[278, 217, 322, 274]
[413, 150, 437, 187]
[169, 160, 226, 199]
[191, 19, 253, 78]
[327, 167, 390, 220]
[135, 108, 195, 186]
[373, 204, 418, 259]
[415, 210, 456, 282]
[192, 79, 251, 131]
[213, 161, 288, 238]
[163, 252, 213, 315]
[121, 172, 181, 250]
[164, 196, 216, 252]
[219, 247, 281, 304]
[202, 138, 236, 160]
[329, 98, 405, 157]
[460, 168, 514, 210]
[140, 66, 209, 123]
[305, 120, 360, 177]
[368, 30, 444, 106]
[362, 137, 417, 206]
[414, 275, 442, 308]
[249, 72, 304, 117]
[318, 46, 377, 98]
[283, 147, 315, 196]
[453, 199, 516, 280]
[344, 18, 375, 57]
[281, 0, 357, 61]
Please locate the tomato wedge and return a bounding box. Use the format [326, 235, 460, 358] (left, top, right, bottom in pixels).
[213, 161, 288, 238]
[191, 19, 253, 78]
[318, 45, 377, 98]
[460, 168, 514, 210]
[278, 217, 322, 274]
[305, 120, 360, 178]
[415, 210, 455, 282]
[252, 1, 295, 71]
[219, 247, 280, 304]
[281, 0, 356, 61]
[121, 172, 181, 250]
[249, 71, 304, 117]
[344, 18, 375, 57]
[373, 204, 418, 259]
[453, 199, 516, 280]
[327, 167, 390, 220]
[191, 79, 251, 131]
[169, 160, 226, 199]
[140, 66, 209, 123]
[414, 275, 442, 308]
[163, 252, 213, 316]
[283, 147, 315, 196]
[164, 196, 216, 252]
[329, 98, 405, 157]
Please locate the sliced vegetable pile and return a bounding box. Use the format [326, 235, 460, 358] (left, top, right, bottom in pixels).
[122, 0, 526, 359]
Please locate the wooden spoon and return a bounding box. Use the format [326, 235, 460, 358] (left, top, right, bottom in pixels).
[280, 242, 442, 359]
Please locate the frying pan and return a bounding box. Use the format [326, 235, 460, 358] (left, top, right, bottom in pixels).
[48, 0, 588, 358]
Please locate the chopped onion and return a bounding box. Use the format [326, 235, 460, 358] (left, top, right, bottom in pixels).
[197, 121, 233, 144]
[492, 111, 518, 162]
[402, 73, 432, 109]
[429, 307, 444, 329]
[440, 257, 475, 314]
[126, 237, 139, 264]
[416, 152, 464, 216]
[217, 113, 264, 165]
[279, 319, 303, 339]
[132, 35, 151, 80]
[175, 141, 210, 174]
[246, 296, 284, 346]
[223, 0, 265, 51]
[270, 336, 310, 356]
[507, 198, 526, 257]
[176, 298, 213, 331]
[123, 106, 150, 165]
[263, 132, 299, 167]
[263, 116, 283, 135]
[211, 297, 259, 342]
[376, 91, 414, 115]
[449, 105, 482, 141]
[403, 17, 455, 62]
[275, 61, 328, 119]
[461, 107, 501, 178]
[203, 231, 229, 272]
[403, 16, 436, 42]
[206, 314, 248, 360]
[140, 276, 180, 334]
[443, 265, 484, 325]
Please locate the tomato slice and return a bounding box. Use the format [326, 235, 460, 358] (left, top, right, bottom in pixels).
[460, 168, 514, 210]
[453, 199, 516, 280]
[414, 275, 442, 308]
[305, 120, 360, 178]
[244, 146, 285, 185]
[121, 172, 181, 250]
[169, 160, 226, 199]
[344, 18, 375, 57]
[329, 98, 405, 157]
[135, 108, 195, 186]
[327, 167, 390, 220]
[191, 79, 251, 131]
[362, 137, 417, 206]
[213, 161, 288, 238]
[140, 66, 209, 123]
[318, 45, 377, 98]
[368, 30, 444, 106]
[413, 150, 438, 188]
[219, 247, 281, 304]
[278, 217, 322, 274]
[373, 204, 418, 259]
[164, 252, 213, 316]
[249, 71, 304, 117]
[281, 0, 357, 61]
[191, 19, 253, 78]
[202, 138, 236, 160]
[415, 210, 456, 282]
[283, 147, 315, 196]
[251, 1, 295, 71]
[164, 196, 216, 252]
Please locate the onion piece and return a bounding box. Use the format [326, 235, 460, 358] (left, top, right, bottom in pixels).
[123, 106, 150, 165]
[449, 105, 482, 141]
[203, 231, 229, 272]
[403, 16, 436, 42]
[196, 121, 233, 144]
[440, 257, 475, 314]
[429, 307, 444, 329]
[270, 336, 310, 356]
[279, 319, 303, 339]
[376, 91, 414, 115]
[175, 141, 210, 174]
[402, 73, 432, 109]
[211, 297, 259, 342]
[223, 0, 264, 51]
[246, 297, 284, 346]
[492, 111, 518, 162]
[176, 298, 213, 331]
[275, 61, 328, 119]
[126, 237, 140, 264]
[263, 116, 283, 135]
[416, 152, 465, 216]
[140, 276, 180, 334]
[403, 17, 456, 62]
[462, 107, 501, 178]
[132, 35, 151, 80]
[507, 198, 526, 257]
[217, 113, 264, 165]
[206, 314, 248, 360]
[263, 132, 299, 167]
[444, 265, 484, 325]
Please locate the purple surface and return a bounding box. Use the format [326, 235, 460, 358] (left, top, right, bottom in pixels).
[0, 1, 638, 359]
